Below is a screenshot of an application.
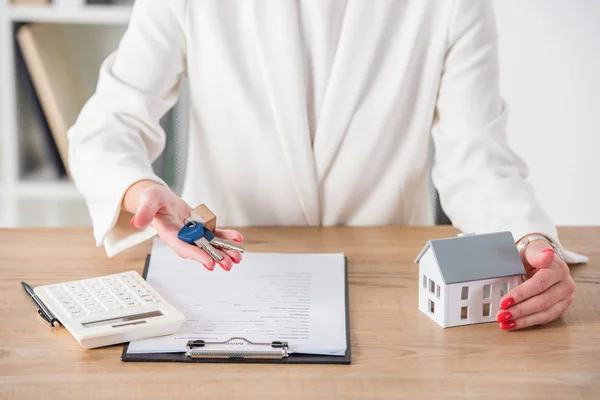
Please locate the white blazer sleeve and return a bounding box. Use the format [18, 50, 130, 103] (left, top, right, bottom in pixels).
[67, 0, 186, 257]
[431, 0, 587, 264]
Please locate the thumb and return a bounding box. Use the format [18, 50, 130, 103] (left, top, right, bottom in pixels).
[132, 189, 165, 228]
[522, 238, 555, 269]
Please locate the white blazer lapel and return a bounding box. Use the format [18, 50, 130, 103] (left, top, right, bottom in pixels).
[251, 1, 320, 225]
[313, 2, 394, 183]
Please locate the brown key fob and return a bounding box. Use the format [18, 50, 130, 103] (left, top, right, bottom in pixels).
[190, 204, 217, 232]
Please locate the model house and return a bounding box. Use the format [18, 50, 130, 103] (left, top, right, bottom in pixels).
[414, 231, 526, 328]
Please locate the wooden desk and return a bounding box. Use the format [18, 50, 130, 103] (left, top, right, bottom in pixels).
[1, 227, 599, 399]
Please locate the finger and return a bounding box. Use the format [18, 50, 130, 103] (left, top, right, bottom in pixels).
[133, 191, 165, 228]
[497, 279, 574, 322]
[220, 248, 243, 264]
[500, 267, 563, 309]
[215, 228, 244, 243]
[522, 239, 555, 269]
[216, 251, 234, 271]
[500, 299, 572, 330]
[163, 234, 216, 271]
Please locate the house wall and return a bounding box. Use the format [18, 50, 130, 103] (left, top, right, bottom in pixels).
[445, 276, 520, 327]
[417, 249, 445, 328]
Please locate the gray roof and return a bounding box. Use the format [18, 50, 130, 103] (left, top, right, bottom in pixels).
[414, 231, 525, 284]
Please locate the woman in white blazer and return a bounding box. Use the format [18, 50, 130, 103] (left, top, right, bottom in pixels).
[68, 0, 586, 330]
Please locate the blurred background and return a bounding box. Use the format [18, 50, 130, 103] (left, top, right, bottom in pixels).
[0, 0, 598, 228]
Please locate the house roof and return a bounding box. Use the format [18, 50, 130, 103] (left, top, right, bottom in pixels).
[414, 231, 526, 284]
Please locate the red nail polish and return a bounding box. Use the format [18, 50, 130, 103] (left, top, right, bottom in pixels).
[233, 238, 242, 243]
[497, 311, 512, 322]
[501, 298, 515, 310]
[542, 248, 555, 254]
[220, 263, 231, 271]
[202, 264, 215, 271]
[131, 216, 136, 228]
[500, 321, 517, 330]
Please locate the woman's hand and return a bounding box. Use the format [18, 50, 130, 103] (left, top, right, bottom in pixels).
[123, 180, 243, 271]
[496, 239, 576, 330]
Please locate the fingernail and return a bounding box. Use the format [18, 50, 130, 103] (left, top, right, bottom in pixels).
[501, 298, 515, 310]
[233, 238, 242, 243]
[497, 311, 512, 322]
[220, 262, 231, 271]
[204, 264, 214, 271]
[130, 216, 136, 228]
[542, 248, 555, 254]
[500, 321, 517, 330]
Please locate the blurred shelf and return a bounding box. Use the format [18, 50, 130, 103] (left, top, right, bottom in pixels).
[1, 180, 83, 200]
[6, 4, 132, 25]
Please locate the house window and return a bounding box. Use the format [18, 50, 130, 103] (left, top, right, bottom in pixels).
[429, 299, 435, 314]
[461, 306, 468, 320]
[461, 286, 469, 300]
[429, 279, 435, 294]
[500, 282, 509, 297]
[482, 303, 491, 317]
[483, 284, 491, 299]
[423, 274, 427, 289]
[436, 284, 440, 299]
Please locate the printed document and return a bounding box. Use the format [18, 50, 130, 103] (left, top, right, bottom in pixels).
[127, 239, 347, 356]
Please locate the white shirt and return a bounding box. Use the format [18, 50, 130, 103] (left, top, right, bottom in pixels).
[67, 0, 586, 263]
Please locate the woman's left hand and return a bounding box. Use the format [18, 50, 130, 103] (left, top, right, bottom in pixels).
[496, 239, 576, 330]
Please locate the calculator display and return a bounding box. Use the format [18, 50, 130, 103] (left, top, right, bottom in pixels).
[82, 311, 164, 328]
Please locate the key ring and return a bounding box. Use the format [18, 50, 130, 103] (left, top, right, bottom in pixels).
[183, 218, 196, 227]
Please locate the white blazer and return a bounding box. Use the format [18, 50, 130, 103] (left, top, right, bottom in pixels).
[67, 0, 586, 263]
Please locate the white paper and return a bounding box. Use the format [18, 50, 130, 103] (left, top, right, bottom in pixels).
[127, 238, 347, 356]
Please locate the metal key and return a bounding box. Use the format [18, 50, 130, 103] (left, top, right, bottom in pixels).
[178, 221, 224, 262]
[202, 227, 244, 254]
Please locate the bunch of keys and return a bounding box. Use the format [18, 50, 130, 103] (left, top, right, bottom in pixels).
[177, 220, 244, 263]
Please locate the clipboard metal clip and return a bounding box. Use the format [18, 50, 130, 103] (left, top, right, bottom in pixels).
[186, 337, 289, 360]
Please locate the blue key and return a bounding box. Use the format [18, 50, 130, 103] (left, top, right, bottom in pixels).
[177, 221, 205, 244]
[177, 221, 224, 262]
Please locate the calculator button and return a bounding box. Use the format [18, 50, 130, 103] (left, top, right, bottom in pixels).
[83, 300, 99, 308]
[69, 309, 86, 317]
[140, 295, 155, 303]
[97, 293, 114, 301]
[105, 301, 122, 310]
[124, 300, 140, 308]
[66, 305, 82, 313]
[87, 305, 105, 314]
[66, 283, 85, 293]
[49, 287, 69, 296]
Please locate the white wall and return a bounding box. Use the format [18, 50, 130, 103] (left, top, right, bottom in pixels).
[492, 0, 600, 226]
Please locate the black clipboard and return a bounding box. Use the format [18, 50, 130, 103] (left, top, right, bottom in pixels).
[121, 254, 351, 364]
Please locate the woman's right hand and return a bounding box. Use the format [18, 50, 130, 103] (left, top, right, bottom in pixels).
[123, 180, 243, 271]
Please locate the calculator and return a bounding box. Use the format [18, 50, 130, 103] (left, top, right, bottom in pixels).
[34, 271, 185, 349]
